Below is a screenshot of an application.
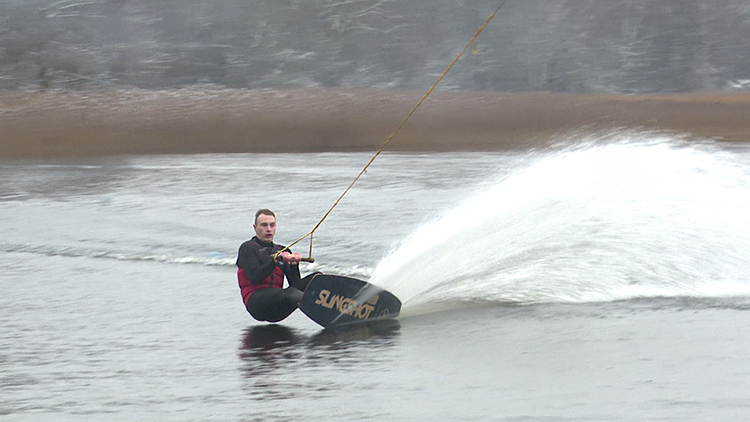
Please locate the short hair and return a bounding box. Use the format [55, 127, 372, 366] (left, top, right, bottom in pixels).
[255, 208, 276, 224]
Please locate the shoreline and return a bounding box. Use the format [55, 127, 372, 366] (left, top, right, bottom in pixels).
[2, 88, 750, 157]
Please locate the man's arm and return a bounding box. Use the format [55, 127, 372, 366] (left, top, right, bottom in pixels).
[281, 261, 302, 289]
[236, 242, 276, 285]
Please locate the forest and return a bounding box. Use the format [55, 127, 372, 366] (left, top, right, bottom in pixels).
[1, 0, 749, 93]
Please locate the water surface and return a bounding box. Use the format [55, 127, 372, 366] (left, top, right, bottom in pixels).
[2, 133, 750, 421]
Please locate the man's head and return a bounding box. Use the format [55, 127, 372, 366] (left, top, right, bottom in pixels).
[254, 209, 277, 243]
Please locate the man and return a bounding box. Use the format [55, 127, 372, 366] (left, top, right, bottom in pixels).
[236, 209, 316, 322]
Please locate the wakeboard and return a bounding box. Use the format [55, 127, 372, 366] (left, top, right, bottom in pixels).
[299, 274, 401, 328]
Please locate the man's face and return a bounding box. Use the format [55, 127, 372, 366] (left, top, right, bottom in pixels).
[254, 214, 277, 243]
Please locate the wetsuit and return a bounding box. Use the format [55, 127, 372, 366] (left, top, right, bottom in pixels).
[236, 236, 314, 322]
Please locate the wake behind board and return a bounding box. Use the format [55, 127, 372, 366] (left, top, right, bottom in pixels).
[299, 274, 401, 328]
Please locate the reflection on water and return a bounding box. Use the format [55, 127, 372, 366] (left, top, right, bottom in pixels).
[240, 324, 302, 352]
[238, 321, 401, 373]
[311, 319, 401, 347]
[239, 320, 401, 356]
[237, 321, 401, 403]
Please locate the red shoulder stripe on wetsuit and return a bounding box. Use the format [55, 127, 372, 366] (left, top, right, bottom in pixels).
[238, 266, 285, 304]
[236, 237, 287, 305]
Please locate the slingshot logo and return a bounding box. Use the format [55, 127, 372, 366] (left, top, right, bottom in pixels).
[315, 289, 379, 320]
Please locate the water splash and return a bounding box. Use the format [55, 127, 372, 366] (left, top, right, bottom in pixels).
[370, 133, 750, 314]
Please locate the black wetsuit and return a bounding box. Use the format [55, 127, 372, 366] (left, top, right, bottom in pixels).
[236, 236, 314, 322]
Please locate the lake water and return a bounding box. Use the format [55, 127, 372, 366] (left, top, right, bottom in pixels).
[2, 131, 750, 421]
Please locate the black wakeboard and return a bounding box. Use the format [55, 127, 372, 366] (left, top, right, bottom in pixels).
[299, 274, 401, 328]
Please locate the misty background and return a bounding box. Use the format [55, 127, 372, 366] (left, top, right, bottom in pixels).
[1, 0, 749, 93]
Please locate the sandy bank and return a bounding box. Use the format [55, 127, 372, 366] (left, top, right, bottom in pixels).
[1, 88, 749, 157]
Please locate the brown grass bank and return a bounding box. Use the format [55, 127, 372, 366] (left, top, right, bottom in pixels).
[1, 88, 749, 157]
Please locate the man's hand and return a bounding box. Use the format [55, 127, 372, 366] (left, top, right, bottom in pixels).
[278, 251, 303, 265]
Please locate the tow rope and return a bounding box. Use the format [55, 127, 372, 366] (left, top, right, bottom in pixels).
[275, 1, 510, 262]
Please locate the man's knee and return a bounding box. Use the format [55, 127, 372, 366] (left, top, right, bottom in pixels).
[293, 272, 321, 291]
[287, 287, 303, 304]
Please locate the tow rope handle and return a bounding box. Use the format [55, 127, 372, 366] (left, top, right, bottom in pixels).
[272, 253, 316, 263]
